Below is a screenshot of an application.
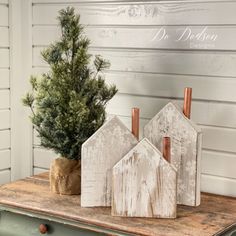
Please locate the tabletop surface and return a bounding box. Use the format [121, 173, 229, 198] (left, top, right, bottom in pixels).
[0, 172, 236, 236]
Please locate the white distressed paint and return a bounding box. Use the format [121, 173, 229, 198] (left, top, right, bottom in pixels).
[14, 0, 236, 198]
[112, 138, 177, 218]
[0, 1, 10, 182]
[144, 102, 202, 206]
[81, 116, 138, 207]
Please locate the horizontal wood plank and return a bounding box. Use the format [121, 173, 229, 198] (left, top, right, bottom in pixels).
[0, 89, 9, 109]
[0, 149, 10, 170]
[33, 47, 236, 77]
[0, 5, 8, 27]
[202, 150, 236, 180]
[0, 130, 10, 149]
[106, 94, 236, 129]
[201, 174, 236, 197]
[117, 115, 236, 154]
[201, 126, 236, 153]
[33, 2, 236, 26]
[32, 67, 236, 103]
[0, 27, 9, 47]
[0, 69, 9, 88]
[0, 0, 8, 4]
[0, 49, 9, 68]
[0, 110, 10, 129]
[0, 169, 10, 185]
[33, 148, 57, 168]
[33, 25, 236, 51]
[33, 167, 48, 175]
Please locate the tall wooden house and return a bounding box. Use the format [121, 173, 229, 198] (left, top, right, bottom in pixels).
[81, 116, 138, 207]
[144, 101, 202, 206]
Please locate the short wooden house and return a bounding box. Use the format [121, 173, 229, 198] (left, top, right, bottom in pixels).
[112, 138, 177, 218]
[144, 101, 202, 206]
[81, 116, 138, 207]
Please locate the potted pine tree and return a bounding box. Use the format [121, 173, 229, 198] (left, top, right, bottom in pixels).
[22, 7, 117, 195]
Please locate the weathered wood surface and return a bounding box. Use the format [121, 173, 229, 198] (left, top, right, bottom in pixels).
[33, 25, 236, 51]
[112, 138, 177, 218]
[33, 47, 236, 78]
[32, 2, 236, 26]
[0, 172, 236, 236]
[81, 116, 138, 207]
[144, 102, 202, 206]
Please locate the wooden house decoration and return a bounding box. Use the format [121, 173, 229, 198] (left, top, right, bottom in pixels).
[81, 116, 138, 207]
[112, 138, 177, 218]
[144, 88, 202, 207]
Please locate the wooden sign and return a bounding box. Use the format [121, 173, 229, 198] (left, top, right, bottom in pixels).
[81, 116, 138, 207]
[144, 101, 202, 206]
[112, 138, 177, 218]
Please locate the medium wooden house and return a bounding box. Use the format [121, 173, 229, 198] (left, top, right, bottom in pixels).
[81, 116, 138, 207]
[112, 138, 177, 218]
[144, 101, 202, 206]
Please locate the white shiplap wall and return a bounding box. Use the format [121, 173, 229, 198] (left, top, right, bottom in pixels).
[31, 0, 236, 197]
[0, 0, 10, 184]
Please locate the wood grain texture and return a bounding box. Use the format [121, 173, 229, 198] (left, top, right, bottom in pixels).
[112, 138, 177, 218]
[33, 25, 236, 51]
[81, 116, 138, 207]
[32, 2, 236, 25]
[1, 173, 236, 236]
[107, 94, 236, 128]
[144, 102, 202, 206]
[32, 67, 236, 104]
[33, 47, 236, 78]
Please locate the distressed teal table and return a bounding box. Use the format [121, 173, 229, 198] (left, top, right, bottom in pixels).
[0, 172, 236, 236]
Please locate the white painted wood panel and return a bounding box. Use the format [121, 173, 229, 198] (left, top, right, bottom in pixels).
[201, 174, 236, 197]
[0, 69, 9, 88]
[107, 94, 236, 129]
[33, 167, 48, 175]
[0, 5, 8, 27]
[32, 67, 236, 104]
[33, 148, 57, 168]
[117, 115, 236, 156]
[0, 130, 10, 149]
[0, 90, 9, 109]
[0, 49, 9, 68]
[0, 110, 10, 129]
[30, 0, 236, 198]
[33, 25, 236, 51]
[0, 149, 10, 170]
[33, 47, 236, 77]
[202, 150, 236, 180]
[201, 126, 236, 154]
[0, 27, 9, 47]
[0, 169, 10, 185]
[32, 2, 236, 26]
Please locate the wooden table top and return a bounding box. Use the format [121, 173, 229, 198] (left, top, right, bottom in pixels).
[0, 172, 236, 236]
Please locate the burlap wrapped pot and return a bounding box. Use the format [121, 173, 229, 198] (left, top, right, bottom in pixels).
[50, 157, 81, 195]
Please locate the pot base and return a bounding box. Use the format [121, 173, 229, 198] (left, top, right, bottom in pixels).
[50, 158, 81, 195]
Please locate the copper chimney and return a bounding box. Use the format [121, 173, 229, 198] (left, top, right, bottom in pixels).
[183, 87, 192, 119]
[132, 108, 140, 140]
[163, 137, 171, 163]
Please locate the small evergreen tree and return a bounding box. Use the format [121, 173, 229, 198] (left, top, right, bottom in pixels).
[22, 7, 117, 160]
